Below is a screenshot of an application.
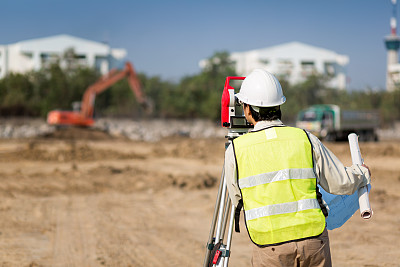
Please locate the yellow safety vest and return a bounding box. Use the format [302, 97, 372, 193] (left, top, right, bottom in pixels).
[233, 126, 325, 246]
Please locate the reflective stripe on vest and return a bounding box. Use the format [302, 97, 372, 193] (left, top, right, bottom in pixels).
[233, 126, 325, 246]
[245, 198, 320, 221]
[238, 168, 316, 189]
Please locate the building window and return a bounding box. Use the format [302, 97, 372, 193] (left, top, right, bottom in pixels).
[41, 53, 60, 67]
[277, 59, 293, 77]
[75, 54, 87, 65]
[22, 52, 33, 59]
[324, 62, 336, 76]
[301, 61, 315, 77]
[259, 59, 269, 66]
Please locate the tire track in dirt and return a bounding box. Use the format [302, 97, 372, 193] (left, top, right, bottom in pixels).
[52, 196, 97, 266]
[95, 194, 172, 266]
[92, 192, 200, 266]
[94, 201, 141, 266]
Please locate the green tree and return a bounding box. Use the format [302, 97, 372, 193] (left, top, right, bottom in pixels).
[0, 73, 35, 115]
[379, 89, 400, 125]
[169, 51, 237, 119]
[138, 73, 177, 118]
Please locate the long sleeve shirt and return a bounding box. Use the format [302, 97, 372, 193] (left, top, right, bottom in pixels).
[225, 120, 371, 207]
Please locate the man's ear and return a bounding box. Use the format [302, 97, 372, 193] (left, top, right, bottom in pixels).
[243, 104, 257, 125]
[244, 104, 252, 118]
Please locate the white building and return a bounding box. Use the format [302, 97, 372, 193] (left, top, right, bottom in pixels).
[0, 34, 127, 79]
[201, 42, 349, 90]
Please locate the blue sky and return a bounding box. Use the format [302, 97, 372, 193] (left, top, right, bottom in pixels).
[1, 0, 395, 90]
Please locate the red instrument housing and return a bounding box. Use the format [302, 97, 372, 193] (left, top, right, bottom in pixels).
[221, 76, 245, 127]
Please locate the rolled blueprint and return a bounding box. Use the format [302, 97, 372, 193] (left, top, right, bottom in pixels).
[348, 133, 373, 219]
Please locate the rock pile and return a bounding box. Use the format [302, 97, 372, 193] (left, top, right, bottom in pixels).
[0, 118, 227, 141]
[1, 117, 399, 141]
[0, 118, 54, 139]
[94, 118, 227, 141]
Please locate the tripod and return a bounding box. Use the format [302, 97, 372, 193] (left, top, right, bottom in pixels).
[203, 129, 248, 267]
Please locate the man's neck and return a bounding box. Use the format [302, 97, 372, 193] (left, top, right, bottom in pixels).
[252, 120, 284, 131]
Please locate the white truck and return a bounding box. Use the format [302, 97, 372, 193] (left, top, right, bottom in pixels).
[296, 104, 380, 141]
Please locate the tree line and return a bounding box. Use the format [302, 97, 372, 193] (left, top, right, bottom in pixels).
[0, 51, 399, 126]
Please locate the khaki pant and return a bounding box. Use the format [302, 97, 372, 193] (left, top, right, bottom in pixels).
[251, 228, 332, 267]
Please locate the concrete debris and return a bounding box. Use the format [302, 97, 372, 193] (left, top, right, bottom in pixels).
[0, 118, 227, 141]
[0, 119, 54, 139]
[94, 118, 227, 141]
[1, 118, 399, 141]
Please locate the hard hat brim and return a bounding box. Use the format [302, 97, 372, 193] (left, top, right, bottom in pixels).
[235, 93, 286, 107]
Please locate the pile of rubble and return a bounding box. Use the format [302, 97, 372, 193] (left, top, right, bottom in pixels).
[0, 118, 227, 141]
[95, 118, 226, 141]
[0, 118, 54, 139]
[1, 117, 399, 141]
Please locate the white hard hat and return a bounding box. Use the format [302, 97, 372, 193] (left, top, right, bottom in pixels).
[235, 69, 286, 107]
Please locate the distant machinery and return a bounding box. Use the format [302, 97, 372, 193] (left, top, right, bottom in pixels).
[385, 0, 400, 91]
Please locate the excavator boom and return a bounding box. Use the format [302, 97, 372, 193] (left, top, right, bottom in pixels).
[47, 62, 151, 127]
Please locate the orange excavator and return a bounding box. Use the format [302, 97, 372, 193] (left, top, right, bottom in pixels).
[47, 61, 152, 127]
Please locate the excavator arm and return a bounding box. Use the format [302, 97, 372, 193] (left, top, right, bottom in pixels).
[47, 61, 152, 127]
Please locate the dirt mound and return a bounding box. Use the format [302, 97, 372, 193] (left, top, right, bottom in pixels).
[167, 172, 217, 190]
[324, 141, 400, 158]
[44, 127, 115, 140]
[363, 142, 400, 157]
[153, 136, 225, 160]
[0, 142, 144, 162]
[0, 164, 218, 198]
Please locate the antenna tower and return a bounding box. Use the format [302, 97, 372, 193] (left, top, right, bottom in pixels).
[385, 0, 400, 91]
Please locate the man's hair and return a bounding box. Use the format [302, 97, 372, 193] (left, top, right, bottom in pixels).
[244, 104, 281, 122]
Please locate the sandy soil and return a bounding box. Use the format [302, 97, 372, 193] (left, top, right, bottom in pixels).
[0, 127, 399, 267]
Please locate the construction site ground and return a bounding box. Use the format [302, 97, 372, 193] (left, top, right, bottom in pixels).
[0, 126, 399, 266]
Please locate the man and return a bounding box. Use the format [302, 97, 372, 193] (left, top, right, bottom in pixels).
[224, 69, 371, 267]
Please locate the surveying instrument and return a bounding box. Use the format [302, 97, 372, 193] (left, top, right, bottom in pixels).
[203, 76, 253, 267]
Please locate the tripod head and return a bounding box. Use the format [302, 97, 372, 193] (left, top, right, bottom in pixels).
[220, 76, 253, 141]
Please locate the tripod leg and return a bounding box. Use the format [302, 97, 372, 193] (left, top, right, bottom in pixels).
[223, 204, 236, 267]
[214, 172, 228, 245]
[212, 181, 231, 267]
[213, 199, 232, 267]
[220, 196, 231, 241]
[203, 165, 225, 267]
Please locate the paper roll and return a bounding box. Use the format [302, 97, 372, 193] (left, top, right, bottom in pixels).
[348, 133, 373, 219]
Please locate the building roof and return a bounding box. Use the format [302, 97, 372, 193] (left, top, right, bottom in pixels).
[15, 34, 110, 55]
[232, 41, 349, 65]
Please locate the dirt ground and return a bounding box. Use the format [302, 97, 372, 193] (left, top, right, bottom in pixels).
[0, 127, 399, 267]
